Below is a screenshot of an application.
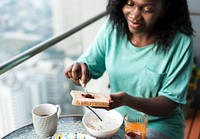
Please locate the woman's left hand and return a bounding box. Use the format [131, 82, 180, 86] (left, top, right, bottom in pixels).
[106, 92, 128, 110]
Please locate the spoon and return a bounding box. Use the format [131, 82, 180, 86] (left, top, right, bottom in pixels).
[86, 106, 103, 121]
[84, 86, 89, 94]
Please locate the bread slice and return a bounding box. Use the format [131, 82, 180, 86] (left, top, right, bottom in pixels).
[70, 90, 109, 107]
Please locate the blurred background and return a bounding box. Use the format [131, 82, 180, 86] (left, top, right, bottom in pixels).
[0, 0, 199, 138]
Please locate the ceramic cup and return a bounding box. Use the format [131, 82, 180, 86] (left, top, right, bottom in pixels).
[32, 103, 61, 138]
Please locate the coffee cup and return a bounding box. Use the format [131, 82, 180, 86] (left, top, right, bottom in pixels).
[32, 103, 61, 138]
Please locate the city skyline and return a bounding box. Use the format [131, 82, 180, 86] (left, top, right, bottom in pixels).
[0, 0, 107, 137]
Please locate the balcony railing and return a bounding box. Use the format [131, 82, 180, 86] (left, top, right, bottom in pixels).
[0, 11, 107, 75]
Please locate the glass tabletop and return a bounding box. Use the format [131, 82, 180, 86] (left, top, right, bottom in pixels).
[2, 115, 125, 139]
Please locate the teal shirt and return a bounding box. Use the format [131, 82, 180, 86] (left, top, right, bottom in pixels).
[78, 21, 193, 139]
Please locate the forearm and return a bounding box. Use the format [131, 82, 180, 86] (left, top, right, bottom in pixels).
[124, 94, 178, 116]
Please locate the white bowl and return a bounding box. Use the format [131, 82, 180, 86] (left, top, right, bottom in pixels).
[82, 109, 123, 138]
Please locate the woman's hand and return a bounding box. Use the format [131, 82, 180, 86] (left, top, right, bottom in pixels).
[106, 92, 128, 110]
[65, 62, 90, 87]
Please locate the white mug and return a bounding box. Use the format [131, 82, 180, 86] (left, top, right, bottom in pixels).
[32, 103, 61, 138]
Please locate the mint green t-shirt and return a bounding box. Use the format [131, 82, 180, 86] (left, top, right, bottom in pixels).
[78, 21, 193, 139]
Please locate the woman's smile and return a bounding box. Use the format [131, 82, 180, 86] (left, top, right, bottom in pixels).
[127, 18, 145, 34]
[128, 19, 143, 29]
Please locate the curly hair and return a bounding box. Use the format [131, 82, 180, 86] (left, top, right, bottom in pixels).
[106, 0, 194, 53]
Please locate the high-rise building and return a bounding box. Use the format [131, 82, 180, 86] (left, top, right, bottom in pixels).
[0, 75, 31, 136]
[51, 0, 83, 57]
[50, 0, 107, 56]
[35, 60, 65, 104]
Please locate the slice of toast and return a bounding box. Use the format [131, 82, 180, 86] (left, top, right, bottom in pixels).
[70, 90, 109, 107]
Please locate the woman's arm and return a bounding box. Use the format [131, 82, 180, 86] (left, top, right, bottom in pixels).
[108, 92, 178, 116]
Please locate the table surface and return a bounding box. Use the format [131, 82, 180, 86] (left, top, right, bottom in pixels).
[2, 115, 125, 139]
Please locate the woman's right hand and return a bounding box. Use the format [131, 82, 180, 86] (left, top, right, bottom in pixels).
[65, 62, 90, 87]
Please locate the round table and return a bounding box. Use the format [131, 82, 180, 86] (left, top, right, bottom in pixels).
[2, 115, 125, 139]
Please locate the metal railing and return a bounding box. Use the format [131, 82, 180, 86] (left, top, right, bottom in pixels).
[190, 12, 200, 16]
[0, 11, 107, 75]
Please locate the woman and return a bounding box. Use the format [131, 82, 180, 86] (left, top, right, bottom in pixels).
[65, 0, 194, 138]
